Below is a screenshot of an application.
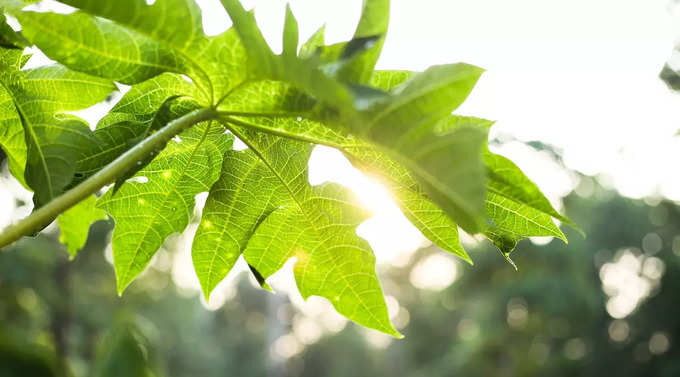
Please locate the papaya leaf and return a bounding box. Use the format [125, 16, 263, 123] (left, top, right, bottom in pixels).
[222, 1, 488, 233]
[14, 0, 248, 101]
[484, 151, 578, 229]
[13, 9, 190, 85]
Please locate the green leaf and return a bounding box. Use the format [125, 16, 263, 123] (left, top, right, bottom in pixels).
[0, 53, 26, 185]
[220, 0, 356, 110]
[0, 47, 115, 205]
[46, 0, 489, 237]
[484, 191, 567, 259]
[357, 64, 487, 234]
[244, 182, 400, 337]
[97, 123, 232, 293]
[92, 320, 157, 377]
[0, 0, 578, 337]
[331, 0, 389, 84]
[369, 69, 413, 89]
[20, 0, 249, 101]
[0, 13, 28, 49]
[12, 10, 189, 85]
[661, 64, 680, 91]
[485, 151, 577, 228]
[342, 142, 472, 264]
[192, 132, 303, 299]
[194, 125, 398, 336]
[57, 194, 106, 258]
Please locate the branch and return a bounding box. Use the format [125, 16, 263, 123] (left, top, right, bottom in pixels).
[0, 107, 218, 249]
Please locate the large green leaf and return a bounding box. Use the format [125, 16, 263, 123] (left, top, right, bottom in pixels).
[358, 64, 487, 232]
[216, 114, 471, 262]
[98, 124, 232, 293]
[370, 69, 573, 257]
[13, 10, 190, 85]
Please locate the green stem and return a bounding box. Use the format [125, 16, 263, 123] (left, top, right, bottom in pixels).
[0, 107, 218, 250]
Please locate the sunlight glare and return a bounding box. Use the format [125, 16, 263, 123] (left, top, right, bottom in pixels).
[599, 249, 665, 319]
[409, 254, 458, 291]
[308, 146, 427, 265]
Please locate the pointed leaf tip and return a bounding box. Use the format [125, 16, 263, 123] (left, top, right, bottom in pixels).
[282, 3, 299, 57]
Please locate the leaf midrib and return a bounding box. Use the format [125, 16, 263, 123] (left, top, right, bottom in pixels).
[22, 17, 184, 74]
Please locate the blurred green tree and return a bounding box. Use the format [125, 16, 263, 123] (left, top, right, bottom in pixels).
[1, 179, 678, 377]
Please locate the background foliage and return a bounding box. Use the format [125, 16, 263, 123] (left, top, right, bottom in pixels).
[0, 176, 678, 377]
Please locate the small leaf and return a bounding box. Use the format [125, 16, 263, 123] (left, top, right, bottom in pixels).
[92, 320, 158, 377]
[339, 0, 389, 83]
[282, 5, 299, 58]
[57, 194, 107, 258]
[484, 191, 567, 258]
[485, 151, 578, 229]
[221, 0, 356, 110]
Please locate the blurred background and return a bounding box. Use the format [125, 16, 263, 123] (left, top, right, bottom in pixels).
[2, 0, 680, 376]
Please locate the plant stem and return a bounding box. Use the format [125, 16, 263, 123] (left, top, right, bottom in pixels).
[0, 107, 218, 250]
